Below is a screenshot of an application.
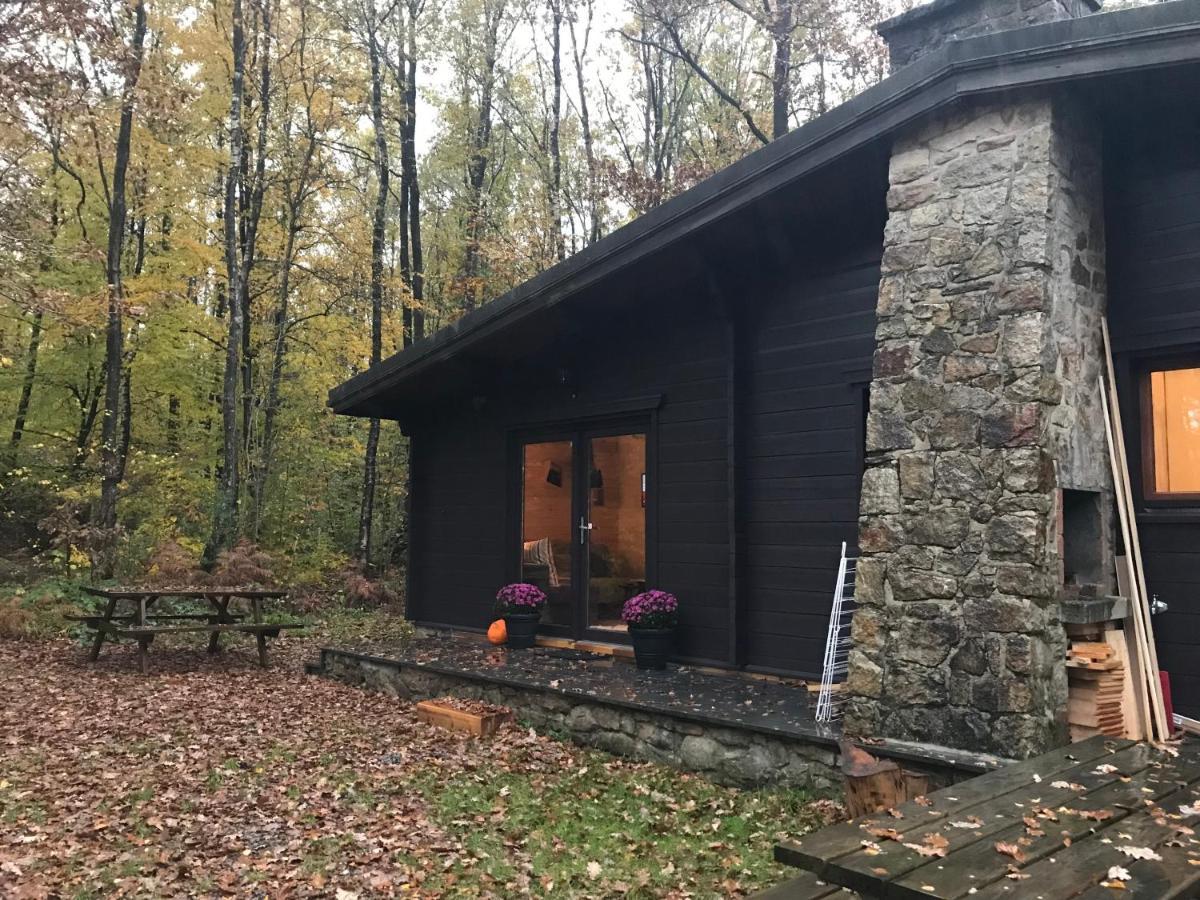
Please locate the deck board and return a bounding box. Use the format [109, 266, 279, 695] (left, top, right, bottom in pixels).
[776, 737, 1200, 900]
[775, 737, 1122, 872]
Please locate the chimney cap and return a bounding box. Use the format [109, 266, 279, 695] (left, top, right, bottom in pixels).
[876, 0, 1101, 38]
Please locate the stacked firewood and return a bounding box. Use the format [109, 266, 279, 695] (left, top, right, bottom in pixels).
[1067, 640, 1125, 740]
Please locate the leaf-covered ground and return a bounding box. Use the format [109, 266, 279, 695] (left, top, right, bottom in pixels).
[0, 638, 837, 898]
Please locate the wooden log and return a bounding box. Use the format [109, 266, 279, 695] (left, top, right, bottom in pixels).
[839, 741, 929, 819]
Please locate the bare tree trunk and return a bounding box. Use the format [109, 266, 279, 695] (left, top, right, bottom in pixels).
[96, 0, 148, 571]
[167, 394, 180, 454]
[72, 351, 102, 473]
[458, 0, 504, 311]
[358, 0, 389, 570]
[254, 0, 318, 537]
[770, 0, 792, 139]
[405, 0, 425, 341]
[547, 0, 564, 261]
[397, 2, 413, 346]
[240, 0, 272, 462]
[204, 0, 248, 568]
[567, 0, 600, 244]
[8, 311, 43, 462]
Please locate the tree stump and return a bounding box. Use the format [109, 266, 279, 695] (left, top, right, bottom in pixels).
[840, 740, 929, 818]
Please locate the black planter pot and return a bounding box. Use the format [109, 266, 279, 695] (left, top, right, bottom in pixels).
[629, 627, 674, 670]
[503, 611, 541, 649]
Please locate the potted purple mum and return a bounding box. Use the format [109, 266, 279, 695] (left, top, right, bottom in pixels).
[495, 583, 546, 649]
[622, 589, 678, 670]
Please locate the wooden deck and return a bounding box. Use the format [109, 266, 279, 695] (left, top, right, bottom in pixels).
[769, 735, 1200, 899]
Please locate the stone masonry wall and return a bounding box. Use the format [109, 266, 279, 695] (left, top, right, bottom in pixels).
[879, 0, 1097, 72]
[844, 95, 1109, 759]
[317, 651, 840, 791]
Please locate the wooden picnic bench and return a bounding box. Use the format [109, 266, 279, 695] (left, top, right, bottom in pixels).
[765, 734, 1200, 899]
[76, 587, 303, 673]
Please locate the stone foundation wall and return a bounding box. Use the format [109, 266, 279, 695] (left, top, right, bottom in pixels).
[317, 651, 840, 791]
[845, 95, 1109, 759]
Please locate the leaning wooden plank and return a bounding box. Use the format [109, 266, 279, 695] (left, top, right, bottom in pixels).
[1102, 321, 1168, 740]
[818, 742, 1159, 894]
[968, 781, 1200, 900]
[1101, 378, 1159, 742]
[775, 737, 1124, 872]
[891, 743, 1200, 899]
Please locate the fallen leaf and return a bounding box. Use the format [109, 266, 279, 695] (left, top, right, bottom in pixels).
[995, 842, 1027, 863]
[586, 861, 601, 879]
[1051, 781, 1086, 791]
[1107, 866, 1131, 881]
[1117, 846, 1163, 861]
[904, 833, 949, 858]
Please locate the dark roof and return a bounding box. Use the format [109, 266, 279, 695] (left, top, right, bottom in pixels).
[874, 0, 1102, 38]
[330, 0, 1200, 417]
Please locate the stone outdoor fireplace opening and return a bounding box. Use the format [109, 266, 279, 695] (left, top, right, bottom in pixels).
[1060, 488, 1110, 591]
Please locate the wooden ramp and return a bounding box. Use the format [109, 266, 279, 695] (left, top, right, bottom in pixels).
[763, 735, 1200, 899]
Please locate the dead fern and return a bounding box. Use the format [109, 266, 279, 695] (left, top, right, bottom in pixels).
[142, 539, 202, 587]
[341, 568, 398, 609]
[210, 539, 275, 588]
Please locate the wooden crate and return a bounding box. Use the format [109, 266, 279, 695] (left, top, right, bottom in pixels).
[416, 700, 513, 737]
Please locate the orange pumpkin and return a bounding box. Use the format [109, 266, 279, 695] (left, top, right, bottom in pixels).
[487, 619, 508, 645]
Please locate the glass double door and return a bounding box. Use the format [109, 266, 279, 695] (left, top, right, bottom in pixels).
[519, 427, 647, 640]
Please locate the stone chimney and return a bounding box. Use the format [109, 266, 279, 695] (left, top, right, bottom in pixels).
[843, 89, 1113, 759]
[877, 0, 1101, 72]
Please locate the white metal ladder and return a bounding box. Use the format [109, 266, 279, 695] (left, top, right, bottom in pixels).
[816, 541, 857, 724]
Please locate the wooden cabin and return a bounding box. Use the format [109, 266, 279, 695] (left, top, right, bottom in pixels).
[332, 0, 1200, 753]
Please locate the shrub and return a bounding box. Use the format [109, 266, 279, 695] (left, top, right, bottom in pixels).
[0, 596, 33, 639]
[38, 499, 121, 575]
[142, 538, 203, 586]
[622, 590, 679, 629]
[210, 539, 275, 587]
[495, 583, 546, 615]
[0, 580, 95, 640]
[341, 568, 399, 608]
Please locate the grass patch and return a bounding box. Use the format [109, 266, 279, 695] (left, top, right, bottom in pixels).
[415, 752, 831, 896]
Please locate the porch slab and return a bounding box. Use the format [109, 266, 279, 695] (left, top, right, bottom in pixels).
[308, 635, 1009, 788]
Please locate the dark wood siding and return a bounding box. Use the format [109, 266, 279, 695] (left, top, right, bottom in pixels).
[406, 413, 508, 627]
[405, 286, 734, 664]
[398, 148, 890, 673]
[743, 244, 881, 675]
[1107, 113, 1200, 717]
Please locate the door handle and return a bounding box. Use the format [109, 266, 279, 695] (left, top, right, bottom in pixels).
[579, 517, 593, 545]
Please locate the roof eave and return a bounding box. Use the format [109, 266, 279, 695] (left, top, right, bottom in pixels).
[329, 0, 1200, 417]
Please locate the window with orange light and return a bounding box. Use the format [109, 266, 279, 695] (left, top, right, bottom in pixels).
[1145, 366, 1200, 499]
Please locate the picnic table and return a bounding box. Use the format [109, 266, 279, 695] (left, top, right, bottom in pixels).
[75, 587, 303, 673]
[767, 735, 1200, 899]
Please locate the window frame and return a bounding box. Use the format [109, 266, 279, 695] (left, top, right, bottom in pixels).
[1139, 356, 1200, 505]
